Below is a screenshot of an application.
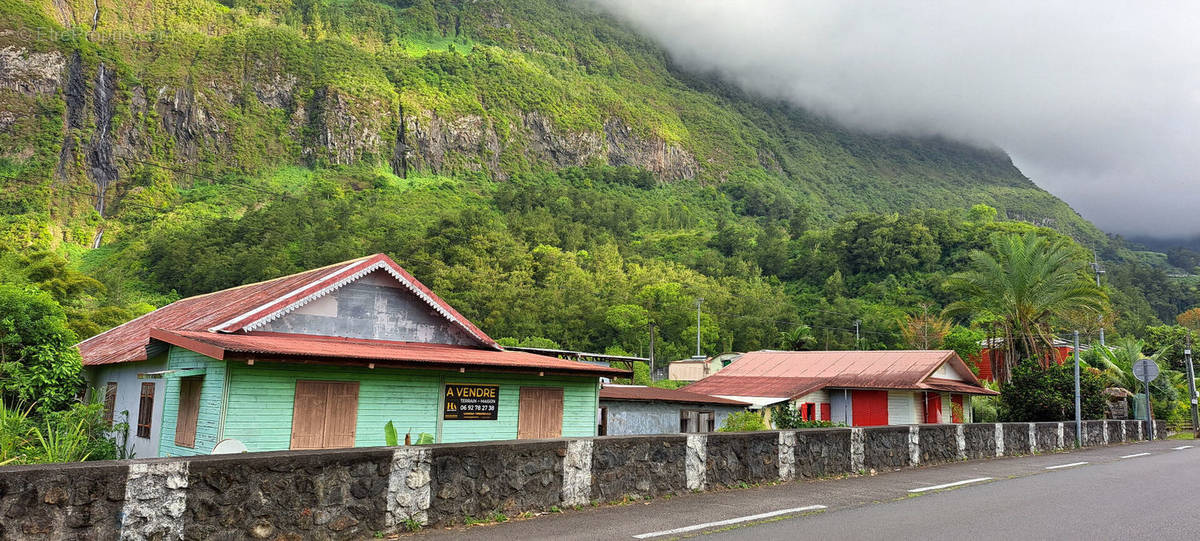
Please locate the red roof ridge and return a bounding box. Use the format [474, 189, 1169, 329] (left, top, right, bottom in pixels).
[170, 329, 500, 350]
[148, 328, 628, 377]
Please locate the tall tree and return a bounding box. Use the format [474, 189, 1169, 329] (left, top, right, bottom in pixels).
[899, 305, 951, 349]
[944, 232, 1106, 382]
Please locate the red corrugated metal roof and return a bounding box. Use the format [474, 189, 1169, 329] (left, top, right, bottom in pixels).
[598, 385, 749, 406]
[919, 378, 998, 395]
[149, 330, 629, 377]
[682, 376, 825, 399]
[682, 350, 995, 398]
[78, 254, 502, 367]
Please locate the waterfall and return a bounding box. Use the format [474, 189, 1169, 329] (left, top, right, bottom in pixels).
[88, 62, 118, 217]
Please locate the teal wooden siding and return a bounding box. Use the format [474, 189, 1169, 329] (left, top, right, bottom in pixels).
[220, 361, 599, 452]
[158, 348, 228, 457]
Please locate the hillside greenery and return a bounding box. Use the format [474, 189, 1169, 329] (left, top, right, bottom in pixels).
[0, 0, 1197, 370]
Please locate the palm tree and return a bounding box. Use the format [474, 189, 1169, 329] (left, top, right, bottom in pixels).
[1087, 337, 1180, 400]
[778, 324, 816, 351]
[945, 232, 1106, 382]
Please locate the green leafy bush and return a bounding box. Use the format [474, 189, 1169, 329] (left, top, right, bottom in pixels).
[770, 403, 840, 429]
[0, 284, 84, 413]
[999, 358, 1106, 422]
[718, 410, 767, 432]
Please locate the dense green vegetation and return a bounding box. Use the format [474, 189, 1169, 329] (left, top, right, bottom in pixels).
[999, 358, 1106, 422]
[1, 0, 1199, 459]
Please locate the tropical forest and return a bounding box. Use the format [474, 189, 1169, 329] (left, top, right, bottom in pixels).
[2, 0, 1199, 464]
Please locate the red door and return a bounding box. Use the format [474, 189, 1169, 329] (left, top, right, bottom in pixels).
[852, 390, 889, 426]
[951, 394, 964, 423]
[924, 393, 942, 424]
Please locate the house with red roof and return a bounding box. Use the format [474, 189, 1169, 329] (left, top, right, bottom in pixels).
[78, 254, 628, 457]
[597, 384, 748, 435]
[682, 350, 997, 427]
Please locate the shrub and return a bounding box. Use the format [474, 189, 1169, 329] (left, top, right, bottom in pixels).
[0, 284, 84, 413]
[0, 398, 119, 465]
[999, 358, 1106, 422]
[718, 410, 767, 432]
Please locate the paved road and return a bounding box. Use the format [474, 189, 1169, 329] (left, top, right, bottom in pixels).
[406, 439, 1198, 541]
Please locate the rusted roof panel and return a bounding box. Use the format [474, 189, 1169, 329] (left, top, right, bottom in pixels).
[682, 376, 825, 398]
[77, 254, 500, 366]
[683, 350, 993, 398]
[599, 385, 749, 406]
[151, 330, 629, 377]
[920, 377, 999, 395]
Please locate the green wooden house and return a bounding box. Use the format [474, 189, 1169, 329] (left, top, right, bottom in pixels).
[79, 254, 626, 457]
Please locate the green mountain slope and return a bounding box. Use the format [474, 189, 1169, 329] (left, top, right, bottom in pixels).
[3, 0, 1185, 360]
[1, 0, 1094, 236]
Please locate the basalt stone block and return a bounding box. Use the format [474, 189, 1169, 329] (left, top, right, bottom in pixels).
[1035, 423, 1061, 451]
[427, 439, 565, 525]
[704, 432, 779, 488]
[963, 424, 997, 459]
[1103, 420, 1120, 443]
[862, 426, 910, 470]
[1002, 423, 1032, 455]
[590, 435, 686, 502]
[0, 461, 127, 541]
[1155, 420, 1169, 440]
[1124, 420, 1142, 440]
[794, 428, 852, 478]
[183, 447, 391, 540]
[1082, 421, 1105, 446]
[918, 425, 959, 465]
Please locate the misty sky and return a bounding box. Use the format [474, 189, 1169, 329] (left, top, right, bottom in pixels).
[592, 1, 1200, 238]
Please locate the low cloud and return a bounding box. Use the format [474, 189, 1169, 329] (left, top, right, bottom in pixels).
[592, 0, 1200, 237]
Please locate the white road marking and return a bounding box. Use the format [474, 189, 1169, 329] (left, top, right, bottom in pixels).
[907, 477, 993, 493]
[1045, 461, 1088, 470]
[631, 505, 827, 539]
[1173, 445, 1193, 450]
[1120, 452, 1151, 459]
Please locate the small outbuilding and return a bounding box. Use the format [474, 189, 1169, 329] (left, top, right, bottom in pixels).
[683, 350, 997, 427]
[597, 384, 748, 435]
[78, 254, 627, 457]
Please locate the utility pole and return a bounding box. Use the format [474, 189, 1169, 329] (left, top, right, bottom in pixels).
[695, 298, 704, 358]
[1091, 251, 1106, 346]
[1080, 333, 1089, 446]
[1187, 333, 1199, 436]
[854, 320, 861, 350]
[648, 322, 657, 381]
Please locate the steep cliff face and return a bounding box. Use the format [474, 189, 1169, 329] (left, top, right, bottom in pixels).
[0, 0, 1099, 245]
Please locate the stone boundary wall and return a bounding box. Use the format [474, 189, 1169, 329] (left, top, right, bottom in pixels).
[0, 421, 1168, 540]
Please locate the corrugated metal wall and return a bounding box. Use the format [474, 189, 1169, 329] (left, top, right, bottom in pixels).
[156, 345, 600, 455]
[887, 391, 918, 425]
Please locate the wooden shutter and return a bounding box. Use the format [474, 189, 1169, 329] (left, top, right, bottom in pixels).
[951, 394, 965, 423]
[517, 387, 563, 439]
[323, 382, 359, 448]
[598, 406, 607, 436]
[290, 381, 359, 450]
[174, 377, 203, 448]
[103, 382, 118, 424]
[820, 403, 831, 422]
[137, 382, 155, 438]
[924, 393, 942, 424]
